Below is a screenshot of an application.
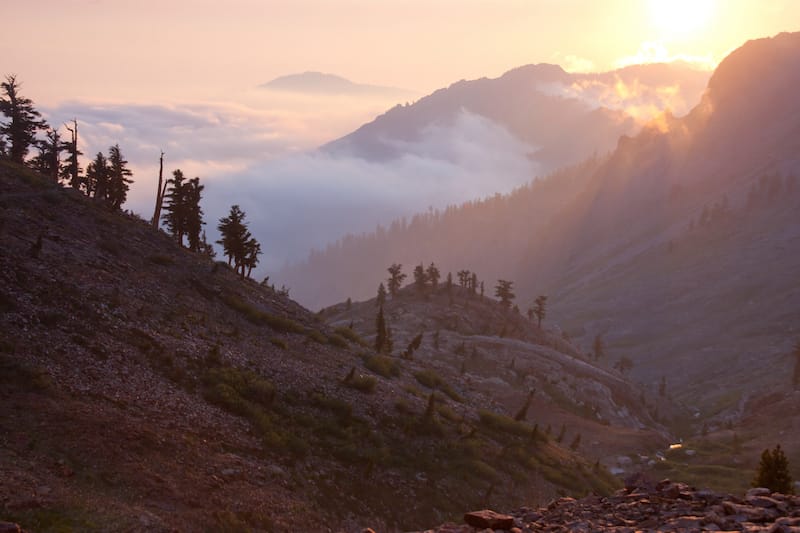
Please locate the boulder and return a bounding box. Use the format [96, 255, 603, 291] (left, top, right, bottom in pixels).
[463, 509, 514, 529]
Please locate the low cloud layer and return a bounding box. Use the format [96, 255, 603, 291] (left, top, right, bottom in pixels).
[41, 100, 536, 279]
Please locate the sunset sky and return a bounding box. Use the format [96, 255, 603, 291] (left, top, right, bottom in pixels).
[3, 0, 798, 274]
[3, 0, 797, 103]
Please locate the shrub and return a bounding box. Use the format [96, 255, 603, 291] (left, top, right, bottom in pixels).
[414, 369, 443, 389]
[221, 294, 304, 334]
[327, 333, 349, 348]
[307, 330, 328, 345]
[203, 366, 275, 409]
[413, 369, 463, 402]
[270, 338, 289, 350]
[364, 355, 401, 378]
[311, 393, 353, 422]
[753, 444, 794, 493]
[345, 374, 377, 393]
[478, 409, 532, 438]
[334, 326, 368, 346]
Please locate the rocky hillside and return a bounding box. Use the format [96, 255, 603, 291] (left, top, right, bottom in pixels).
[1, 161, 645, 532]
[321, 284, 679, 476]
[414, 479, 800, 532]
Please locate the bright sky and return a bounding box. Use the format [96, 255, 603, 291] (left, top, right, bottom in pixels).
[2, 0, 797, 104]
[2, 0, 798, 283]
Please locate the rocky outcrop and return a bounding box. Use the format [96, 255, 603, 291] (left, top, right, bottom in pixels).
[414, 480, 800, 532]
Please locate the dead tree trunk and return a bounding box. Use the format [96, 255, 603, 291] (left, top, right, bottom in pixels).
[65, 119, 79, 189]
[151, 151, 167, 229]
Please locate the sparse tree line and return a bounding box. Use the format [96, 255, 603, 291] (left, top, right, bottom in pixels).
[0, 74, 263, 279]
[686, 173, 799, 233]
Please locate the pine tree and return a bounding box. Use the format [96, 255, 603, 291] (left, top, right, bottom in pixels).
[426, 262, 440, 290]
[163, 169, 188, 245]
[457, 270, 471, 288]
[375, 305, 387, 353]
[403, 332, 423, 360]
[413, 263, 428, 292]
[0, 75, 48, 164]
[387, 263, 406, 298]
[470, 273, 478, 295]
[241, 236, 261, 279]
[85, 152, 109, 199]
[183, 177, 204, 251]
[106, 144, 133, 209]
[494, 279, 515, 309]
[533, 295, 547, 328]
[30, 127, 62, 182]
[376, 282, 387, 307]
[514, 390, 535, 421]
[217, 205, 259, 278]
[753, 445, 793, 493]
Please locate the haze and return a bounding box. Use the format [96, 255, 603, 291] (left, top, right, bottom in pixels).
[3, 0, 798, 276]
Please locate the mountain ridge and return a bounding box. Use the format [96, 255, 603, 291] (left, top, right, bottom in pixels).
[260, 71, 417, 97]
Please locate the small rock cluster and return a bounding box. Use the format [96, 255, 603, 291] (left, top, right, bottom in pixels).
[413, 479, 800, 532]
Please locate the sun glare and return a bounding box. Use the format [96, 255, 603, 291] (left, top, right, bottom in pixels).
[649, 0, 716, 36]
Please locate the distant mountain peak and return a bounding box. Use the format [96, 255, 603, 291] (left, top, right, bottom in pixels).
[259, 71, 416, 97]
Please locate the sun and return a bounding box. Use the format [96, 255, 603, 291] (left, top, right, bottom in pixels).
[648, 0, 716, 37]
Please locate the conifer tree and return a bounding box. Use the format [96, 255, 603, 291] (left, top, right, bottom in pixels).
[494, 279, 515, 308]
[753, 444, 793, 493]
[376, 282, 387, 307]
[457, 270, 471, 288]
[163, 169, 188, 245]
[107, 144, 133, 209]
[31, 127, 62, 182]
[387, 263, 406, 298]
[85, 152, 109, 199]
[413, 263, 428, 292]
[183, 177, 204, 251]
[374, 305, 387, 353]
[426, 262, 440, 290]
[242, 236, 261, 278]
[470, 272, 478, 295]
[217, 205, 259, 278]
[0, 75, 48, 164]
[533, 295, 547, 328]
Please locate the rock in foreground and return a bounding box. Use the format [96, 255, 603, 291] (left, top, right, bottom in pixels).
[413, 480, 800, 532]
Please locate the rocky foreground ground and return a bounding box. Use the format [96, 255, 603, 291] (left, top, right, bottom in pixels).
[411, 479, 800, 533]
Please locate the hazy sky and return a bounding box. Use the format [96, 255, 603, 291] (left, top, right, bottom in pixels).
[3, 0, 798, 281]
[3, 0, 797, 103]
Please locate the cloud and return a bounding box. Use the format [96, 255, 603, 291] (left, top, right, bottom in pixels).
[204, 110, 537, 273]
[40, 100, 536, 279]
[538, 77, 688, 121]
[553, 53, 596, 73]
[615, 41, 716, 71]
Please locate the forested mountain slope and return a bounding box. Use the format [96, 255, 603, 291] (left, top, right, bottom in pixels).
[280, 32, 800, 420]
